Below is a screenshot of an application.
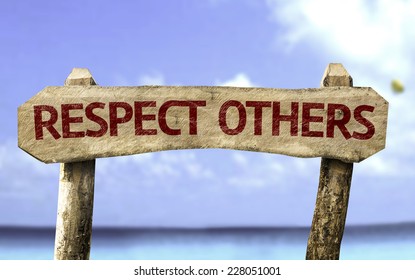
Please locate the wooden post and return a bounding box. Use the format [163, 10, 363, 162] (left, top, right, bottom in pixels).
[54, 68, 97, 260]
[306, 63, 354, 260]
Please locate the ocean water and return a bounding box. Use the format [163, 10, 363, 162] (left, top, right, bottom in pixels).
[0, 224, 414, 260]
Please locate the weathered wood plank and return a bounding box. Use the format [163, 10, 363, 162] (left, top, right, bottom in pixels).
[306, 63, 355, 260]
[54, 68, 96, 260]
[18, 85, 388, 163]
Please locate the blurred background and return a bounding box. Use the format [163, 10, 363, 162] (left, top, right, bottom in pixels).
[1, 0, 414, 259]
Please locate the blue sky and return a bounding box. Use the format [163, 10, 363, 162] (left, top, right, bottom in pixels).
[1, 0, 414, 227]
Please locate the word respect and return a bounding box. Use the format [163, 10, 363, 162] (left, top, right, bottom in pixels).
[33, 100, 375, 140]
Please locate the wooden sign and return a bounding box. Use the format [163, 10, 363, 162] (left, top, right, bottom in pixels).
[18, 85, 388, 163]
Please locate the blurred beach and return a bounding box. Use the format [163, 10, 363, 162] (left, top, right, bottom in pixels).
[1, 223, 414, 260]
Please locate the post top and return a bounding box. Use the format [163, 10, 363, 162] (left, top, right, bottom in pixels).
[65, 68, 96, 86]
[321, 63, 353, 87]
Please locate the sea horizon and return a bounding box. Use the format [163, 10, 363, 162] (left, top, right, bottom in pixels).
[2, 220, 415, 230]
[1, 222, 414, 260]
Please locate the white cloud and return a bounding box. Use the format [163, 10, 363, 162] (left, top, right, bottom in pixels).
[231, 152, 249, 167]
[267, 0, 415, 81]
[267, 0, 415, 178]
[217, 73, 257, 87]
[0, 140, 58, 200]
[0, 141, 56, 178]
[138, 73, 165, 86]
[226, 151, 319, 190]
[96, 150, 215, 184]
[112, 72, 165, 86]
[184, 162, 214, 179]
[227, 176, 267, 188]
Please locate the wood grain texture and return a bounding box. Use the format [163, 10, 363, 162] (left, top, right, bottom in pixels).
[18, 85, 388, 163]
[306, 63, 355, 260]
[54, 68, 96, 260]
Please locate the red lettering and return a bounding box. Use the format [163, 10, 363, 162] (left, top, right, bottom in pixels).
[61, 103, 85, 138]
[272, 102, 299, 136]
[85, 102, 108, 137]
[219, 100, 246, 135]
[327, 104, 352, 139]
[158, 100, 206, 135]
[158, 101, 182, 135]
[135, 101, 157, 135]
[187, 101, 206, 134]
[353, 105, 375, 140]
[246, 101, 271, 135]
[109, 102, 133, 136]
[302, 103, 324, 137]
[34, 105, 61, 140]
